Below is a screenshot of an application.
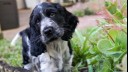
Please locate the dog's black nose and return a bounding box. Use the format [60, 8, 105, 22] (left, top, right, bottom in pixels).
[43, 27, 53, 36]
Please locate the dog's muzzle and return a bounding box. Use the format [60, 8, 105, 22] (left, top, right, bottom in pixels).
[42, 26, 64, 43]
[43, 26, 54, 37]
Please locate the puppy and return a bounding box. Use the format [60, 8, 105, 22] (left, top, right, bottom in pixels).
[11, 2, 78, 72]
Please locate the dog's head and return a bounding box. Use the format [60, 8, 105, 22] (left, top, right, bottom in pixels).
[30, 2, 78, 43]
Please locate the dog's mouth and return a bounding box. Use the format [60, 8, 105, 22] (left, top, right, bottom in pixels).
[42, 28, 64, 43]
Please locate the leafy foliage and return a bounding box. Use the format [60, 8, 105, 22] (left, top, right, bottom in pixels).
[73, 8, 95, 17]
[0, 39, 22, 67]
[73, 10, 85, 17]
[71, 0, 127, 72]
[71, 26, 127, 72]
[84, 8, 95, 15]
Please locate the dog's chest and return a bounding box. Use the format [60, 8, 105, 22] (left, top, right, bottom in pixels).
[38, 40, 71, 72]
[47, 40, 70, 59]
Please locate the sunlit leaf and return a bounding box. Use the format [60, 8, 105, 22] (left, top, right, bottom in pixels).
[109, 29, 127, 50]
[101, 59, 113, 72]
[97, 39, 114, 53]
[114, 9, 125, 20]
[97, 19, 109, 25]
[75, 29, 86, 47]
[106, 1, 117, 14]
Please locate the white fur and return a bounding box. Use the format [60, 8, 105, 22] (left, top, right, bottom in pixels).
[69, 55, 74, 66]
[24, 39, 72, 72]
[39, 53, 57, 72]
[46, 39, 72, 71]
[10, 30, 72, 72]
[10, 33, 20, 46]
[40, 17, 59, 34]
[24, 63, 33, 70]
[26, 36, 32, 57]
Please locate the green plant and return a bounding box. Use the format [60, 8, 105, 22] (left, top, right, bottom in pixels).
[105, 1, 126, 20]
[73, 10, 85, 17]
[71, 25, 127, 72]
[73, 8, 95, 17]
[0, 39, 22, 67]
[71, 0, 127, 72]
[84, 8, 95, 15]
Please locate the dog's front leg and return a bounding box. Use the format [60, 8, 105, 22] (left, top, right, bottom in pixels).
[62, 55, 74, 72]
[38, 53, 58, 72]
[62, 64, 72, 72]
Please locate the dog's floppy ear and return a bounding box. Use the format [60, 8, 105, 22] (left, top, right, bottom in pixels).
[30, 7, 37, 27]
[53, 3, 78, 40]
[29, 6, 41, 34]
[59, 6, 79, 40]
[29, 10, 35, 27]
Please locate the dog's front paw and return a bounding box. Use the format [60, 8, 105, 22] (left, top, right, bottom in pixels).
[62, 64, 72, 72]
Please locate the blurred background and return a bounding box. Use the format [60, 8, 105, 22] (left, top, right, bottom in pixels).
[0, 0, 127, 72]
[1, 0, 126, 40]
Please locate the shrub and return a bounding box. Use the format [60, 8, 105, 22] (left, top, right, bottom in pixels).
[84, 8, 95, 15]
[73, 8, 95, 17]
[71, 0, 127, 72]
[0, 39, 22, 67]
[73, 10, 85, 17]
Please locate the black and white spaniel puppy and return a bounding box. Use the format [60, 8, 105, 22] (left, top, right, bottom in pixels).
[11, 2, 78, 72]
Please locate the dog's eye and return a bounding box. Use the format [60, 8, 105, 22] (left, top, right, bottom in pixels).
[50, 13, 55, 17]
